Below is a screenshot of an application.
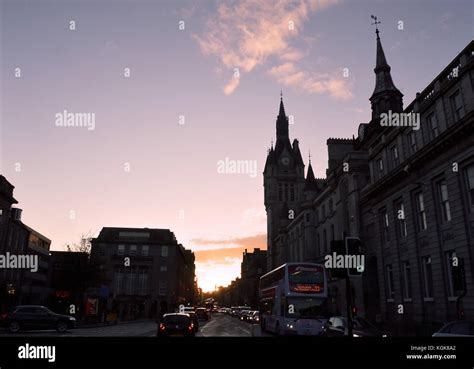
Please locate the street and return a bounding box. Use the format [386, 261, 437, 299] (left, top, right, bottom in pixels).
[0, 313, 270, 337]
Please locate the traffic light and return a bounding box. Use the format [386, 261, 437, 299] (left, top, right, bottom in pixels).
[345, 237, 364, 277]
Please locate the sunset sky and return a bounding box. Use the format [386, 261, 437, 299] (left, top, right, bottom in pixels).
[1, 0, 472, 291]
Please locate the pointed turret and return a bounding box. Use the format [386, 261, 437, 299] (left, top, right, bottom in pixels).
[369, 27, 403, 120]
[304, 162, 319, 192]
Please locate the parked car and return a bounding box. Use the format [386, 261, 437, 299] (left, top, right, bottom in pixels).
[0, 305, 76, 333]
[432, 320, 474, 337]
[323, 316, 386, 337]
[248, 311, 260, 324]
[157, 313, 195, 337]
[195, 307, 210, 321]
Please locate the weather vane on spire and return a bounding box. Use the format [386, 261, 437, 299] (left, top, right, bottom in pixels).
[371, 15, 381, 36]
[280, 90, 283, 100]
[308, 150, 311, 164]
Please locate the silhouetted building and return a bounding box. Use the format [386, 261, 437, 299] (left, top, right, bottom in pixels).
[90, 227, 196, 321]
[0, 175, 52, 311]
[263, 28, 474, 334]
[359, 39, 474, 335]
[48, 251, 89, 316]
[240, 248, 267, 308]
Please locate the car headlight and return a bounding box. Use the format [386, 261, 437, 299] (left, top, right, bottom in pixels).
[286, 324, 294, 329]
[353, 333, 360, 337]
[69, 317, 76, 321]
[382, 334, 387, 337]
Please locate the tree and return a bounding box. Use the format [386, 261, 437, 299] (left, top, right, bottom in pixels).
[64, 231, 94, 255]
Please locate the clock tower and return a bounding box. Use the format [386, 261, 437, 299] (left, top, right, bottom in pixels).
[263, 95, 305, 270]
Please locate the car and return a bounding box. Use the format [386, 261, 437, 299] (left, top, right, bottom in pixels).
[0, 305, 76, 333]
[181, 308, 199, 332]
[157, 313, 195, 337]
[234, 306, 251, 318]
[432, 320, 474, 337]
[239, 310, 252, 322]
[323, 316, 386, 337]
[248, 311, 260, 324]
[195, 307, 210, 321]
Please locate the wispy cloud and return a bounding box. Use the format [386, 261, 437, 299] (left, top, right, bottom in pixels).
[224, 75, 240, 95]
[193, 0, 351, 99]
[191, 233, 266, 251]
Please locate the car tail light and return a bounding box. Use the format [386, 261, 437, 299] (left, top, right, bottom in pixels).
[188, 323, 194, 331]
[0, 313, 8, 320]
[159, 323, 165, 331]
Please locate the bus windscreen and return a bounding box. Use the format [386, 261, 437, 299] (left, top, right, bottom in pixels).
[288, 265, 325, 293]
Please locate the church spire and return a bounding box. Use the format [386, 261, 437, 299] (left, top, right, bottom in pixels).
[279, 91, 286, 117]
[275, 92, 290, 149]
[369, 16, 403, 120]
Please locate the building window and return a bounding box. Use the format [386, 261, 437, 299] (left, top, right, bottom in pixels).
[380, 209, 390, 243]
[408, 131, 417, 155]
[391, 146, 399, 168]
[445, 251, 456, 298]
[141, 245, 149, 256]
[427, 113, 439, 139]
[378, 158, 384, 178]
[284, 183, 289, 201]
[139, 270, 148, 295]
[317, 233, 321, 255]
[305, 213, 310, 222]
[323, 230, 327, 254]
[160, 265, 167, 272]
[415, 193, 427, 231]
[278, 184, 283, 201]
[161, 246, 169, 257]
[402, 261, 412, 300]
[422, 256, 434, 299]
[329, 199, 333, 214]
[159, 280, 168, 296]
[330, 224, 335, 242]
[438, 181, 451, 222]
[395, 201, 407, 238]
[114, 269, 124, 294]
[464, 165, 474, 210]
[450, 90, 465, 120]
[126, 269, 136, 295]
[386, 264, 395, 300]
[117, 244, 125, 256]
[290, 184, 295, 201]
[130, 245, 137, 256]
[322, 205, 326, 218]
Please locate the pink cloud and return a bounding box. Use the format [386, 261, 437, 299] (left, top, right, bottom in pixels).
[193, 0, 348, 98]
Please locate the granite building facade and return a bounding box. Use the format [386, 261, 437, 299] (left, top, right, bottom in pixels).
[263, 29, 474, 333]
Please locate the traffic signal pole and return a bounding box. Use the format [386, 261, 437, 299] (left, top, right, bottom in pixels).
[345, 274, 353, 337]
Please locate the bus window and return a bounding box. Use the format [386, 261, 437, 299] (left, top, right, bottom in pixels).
[285, 297, 327, 319]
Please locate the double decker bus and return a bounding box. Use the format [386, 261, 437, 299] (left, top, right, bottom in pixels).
[259, 263, 328, 336]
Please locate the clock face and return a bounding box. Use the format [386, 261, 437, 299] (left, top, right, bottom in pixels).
[281, 156, 290, 166]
